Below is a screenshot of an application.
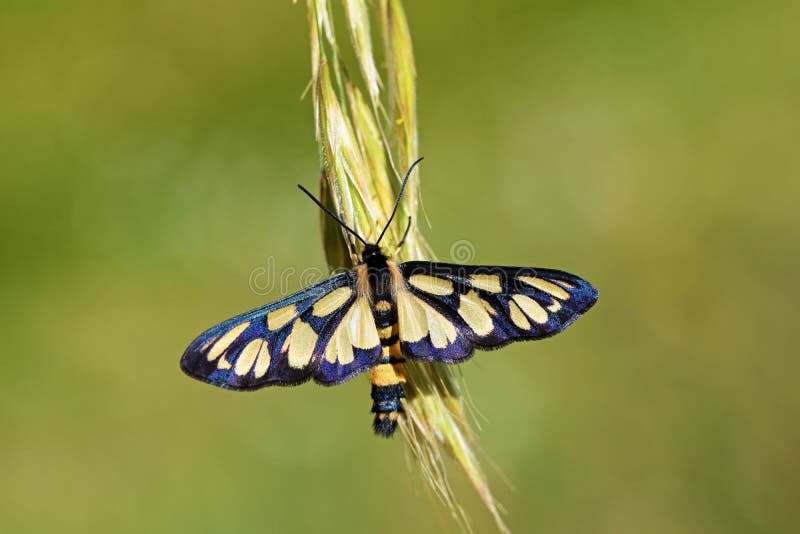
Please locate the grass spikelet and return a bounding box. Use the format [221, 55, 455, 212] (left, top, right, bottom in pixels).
[304, 1, 509, 532]
[344, 0, 381, 105]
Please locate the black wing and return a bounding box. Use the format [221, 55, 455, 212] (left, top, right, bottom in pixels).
[395, 261, 598, 363]
[180, 271, 382, 389]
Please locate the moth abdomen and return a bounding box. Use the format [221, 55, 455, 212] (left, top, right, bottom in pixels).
[369, 357, 406, 437]
[373, 408, 402, 437]
[370, 381, 405, 437]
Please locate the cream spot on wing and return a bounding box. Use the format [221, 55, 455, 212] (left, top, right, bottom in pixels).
[512, 294, 549, 324]
[235, 338, 263, 376]
[408, 274, 454, 296]
[469, 274, 502, 293]
[323, 297, 379, 365]
[325, 324, 355, 365]
[337, 338, 355, 365]
[478, 296, 498, 316]
[287, 321, 317, 369]
[199, 335, 219, 352]
[426, 304, 458, 348]
[396, 290, 428, 342]
[312, 287, 352, 317]
[396, 290, 457, 347]
[554, 279, 575, 289]
[397, 290, 428, 342]
[348, 298, 380, 350]
[518, 276, 570, 300]
[458, 290, 494, 336]
[217, 356, 232, 370]
[253, 340, 270, 378]
[267, 304, 297, 330]
[547, 299, 562, 313]
[508, 300, 531, 330]
[206, 322, 251, 362]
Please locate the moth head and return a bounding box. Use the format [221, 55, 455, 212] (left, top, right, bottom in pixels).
[361, 243, 385, 264]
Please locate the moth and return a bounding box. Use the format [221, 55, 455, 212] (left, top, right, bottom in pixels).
[180, 158, 598, 437]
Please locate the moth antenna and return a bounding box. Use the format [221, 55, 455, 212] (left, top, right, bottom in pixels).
[297, 184, 368, 246]
[393, 217, 413, 254]
[375, 157, 424, 247]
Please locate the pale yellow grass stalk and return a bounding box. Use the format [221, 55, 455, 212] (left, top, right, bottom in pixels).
[304, 1, 509, 532]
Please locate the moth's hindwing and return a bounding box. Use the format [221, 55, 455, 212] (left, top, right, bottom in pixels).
[396, 262, 598, 363]
[180, 271, 382, 390]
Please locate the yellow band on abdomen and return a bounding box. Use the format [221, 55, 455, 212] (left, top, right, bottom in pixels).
[370, 362, 406, 386]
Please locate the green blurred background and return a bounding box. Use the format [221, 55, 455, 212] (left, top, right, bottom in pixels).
[2, 1, 798, 532]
